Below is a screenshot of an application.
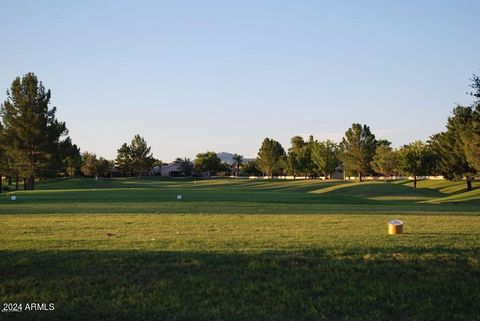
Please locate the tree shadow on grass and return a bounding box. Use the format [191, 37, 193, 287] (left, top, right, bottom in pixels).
[4, 178, 480, 215]
[1, 248, 479, 321]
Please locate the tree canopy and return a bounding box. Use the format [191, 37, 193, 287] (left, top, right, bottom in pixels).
[398, 141, 436, 188]
[311, 139, 339, 179]
[115, 135, 154, 177]
[371, 145, 398, 182]
[256, 138, 285, 179]
[339, 124, 377, 181]
[0, 73, 68, 189]
[175, 157, 194, 176]
[194, 151, 222, 176]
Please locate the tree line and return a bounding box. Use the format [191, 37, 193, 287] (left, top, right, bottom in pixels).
[0, 72, 478, 191]
[253, 74, 480, 190]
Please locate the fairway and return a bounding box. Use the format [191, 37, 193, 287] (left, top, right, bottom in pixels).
[1, 178, 480, 320]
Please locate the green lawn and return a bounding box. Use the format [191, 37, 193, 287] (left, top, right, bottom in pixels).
[0, 178, 479, 320]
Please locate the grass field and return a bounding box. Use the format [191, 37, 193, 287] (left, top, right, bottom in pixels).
[1, 177, 479, 320]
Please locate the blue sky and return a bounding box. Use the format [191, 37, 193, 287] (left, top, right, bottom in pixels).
[0, 0, 479, 162]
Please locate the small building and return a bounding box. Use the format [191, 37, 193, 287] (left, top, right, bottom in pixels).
[331, 165, 344, 179]
[149, 166, 162, 176]
[160, 163, 183, 177]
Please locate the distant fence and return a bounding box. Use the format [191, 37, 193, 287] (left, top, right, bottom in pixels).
[343, 176, 445, 181]
[213, 175, 446, 180]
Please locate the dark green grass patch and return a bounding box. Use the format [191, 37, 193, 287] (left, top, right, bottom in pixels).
[2, 248, 479, 321]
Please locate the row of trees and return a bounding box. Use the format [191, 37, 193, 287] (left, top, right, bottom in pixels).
[254, 74, 480, 190]
[173, 152, 242, 177]
[256, 136, 340, 180]
[0, 73, 164, 190]
[1, 72, 478, 190]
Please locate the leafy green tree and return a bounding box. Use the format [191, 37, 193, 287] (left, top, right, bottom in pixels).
[0, 123, 11, 192]
[461, 112, 480, 172]
[459, 74, 480, 173]
[57, 137, 81, 178]
[129, 134, 154, 176]
[97, 158, 112, 177]
[194, 152, 222, 177]
[81, 152, 98, 177]
[232, 153, 244, 176]
[0, 142, 6, 193]
[304, 136, 319, 178]
[152, 159, 163, 168]
[256, 138, 285, 179]
[287, 136, 306, 179]
[429, 74, 480, 190]
[115, 143, 132, 177]
[398, 141, 435, 188]
[430, 106, 477, 191]
[371, 145, 398, 182]
[312, 140, 340, 179]
[174, 157, 194, 176]
[63, 155, 82, 178]
[0, 73, 68, 189]
[339, 124, 377, 181]
[286, 136, 317, 178]
[467, 73, 480, 100]
[242, 160, 262, 176]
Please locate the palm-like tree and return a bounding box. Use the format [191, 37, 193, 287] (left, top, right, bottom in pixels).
[232, 154, 244, 176]
[174, 157, 194, 176]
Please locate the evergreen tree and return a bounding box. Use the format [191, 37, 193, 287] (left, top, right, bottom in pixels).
[58, 137, 81, 177]
[430, 107, 476, 191]
[97, 158, 112, 177]
[0, 73, 67, 189]
[339, 124, 377, 181]
[460, 74, 480, 172]
[256, 138, 285, 179]
[115, 143, 132, 177]
[129, 135, 154, 176]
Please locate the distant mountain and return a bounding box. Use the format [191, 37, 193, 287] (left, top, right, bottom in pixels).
[217, 152, 255, 165]
[217, 152, 235, 165]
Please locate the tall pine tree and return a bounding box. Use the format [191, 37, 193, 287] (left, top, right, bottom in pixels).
[0, 73, 67, 189]
[339, 124, 377, 181]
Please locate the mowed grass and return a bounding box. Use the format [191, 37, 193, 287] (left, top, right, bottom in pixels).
[0, 178, 479, 321]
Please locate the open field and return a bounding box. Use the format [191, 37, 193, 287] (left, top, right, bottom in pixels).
[1, 178, 479, 320]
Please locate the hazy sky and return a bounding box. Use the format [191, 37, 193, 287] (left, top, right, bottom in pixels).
[1, 0, 479, 162]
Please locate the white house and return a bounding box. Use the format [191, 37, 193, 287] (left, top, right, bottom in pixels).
[160, 163, 183, 177]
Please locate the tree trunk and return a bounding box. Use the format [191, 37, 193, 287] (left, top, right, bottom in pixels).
[384, 176, 387, 183]
[29, 175, 35, 190]
[15, 177, 19, 191]
[23, 178, 27, 190]
[8, 176, 12, 185]
[466, 177, 473, 191]
[0, 174, 2, 193]
[359, 172, 363, 182]
[413, 176, 417, 189]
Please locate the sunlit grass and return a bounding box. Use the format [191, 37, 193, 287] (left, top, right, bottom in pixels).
[0, 177, 479, 320]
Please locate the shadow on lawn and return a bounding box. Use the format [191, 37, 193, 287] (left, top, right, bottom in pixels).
[1, 248, 479, 321]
